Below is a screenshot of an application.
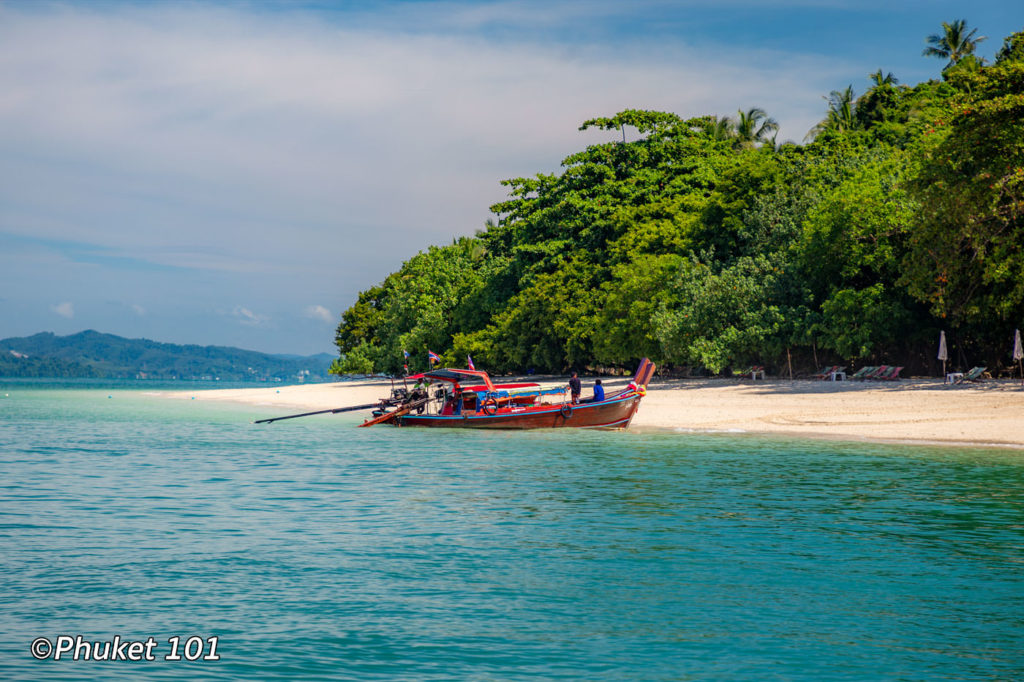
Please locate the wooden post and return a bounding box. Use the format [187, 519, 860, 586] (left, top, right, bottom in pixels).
[787, 347, 793, 381]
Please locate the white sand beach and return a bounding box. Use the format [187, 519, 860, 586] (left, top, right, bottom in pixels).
[166, 374, 1024, 448]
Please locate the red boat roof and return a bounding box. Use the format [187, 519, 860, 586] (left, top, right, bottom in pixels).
[418, 368, 496, 391]
[405, 371, 538, 392]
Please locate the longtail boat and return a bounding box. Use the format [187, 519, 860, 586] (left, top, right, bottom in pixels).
[256, 359, 655, 430]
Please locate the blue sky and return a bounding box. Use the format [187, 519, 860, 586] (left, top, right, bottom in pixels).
[1, 1, 1022, 355]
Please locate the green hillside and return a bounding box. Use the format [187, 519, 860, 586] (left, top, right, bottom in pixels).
[0, 330, 334, 381]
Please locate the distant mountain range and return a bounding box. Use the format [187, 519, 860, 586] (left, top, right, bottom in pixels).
[0, 330, 335, 382]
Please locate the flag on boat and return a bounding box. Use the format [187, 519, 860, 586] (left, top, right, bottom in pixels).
[428, 350, 441, 364]
[467, 355, 475, 370]
[403, 349, 410, 358]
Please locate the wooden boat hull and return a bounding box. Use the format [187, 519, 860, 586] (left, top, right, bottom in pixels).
[394, 393, 643, 430]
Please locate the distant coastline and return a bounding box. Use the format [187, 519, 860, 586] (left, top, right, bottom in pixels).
[0, 330, 335, 382]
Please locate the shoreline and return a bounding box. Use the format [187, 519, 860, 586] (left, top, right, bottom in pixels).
[163, 376, 1024, 449]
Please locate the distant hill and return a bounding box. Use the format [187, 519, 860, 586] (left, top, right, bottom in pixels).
[0, 330, 335, 382]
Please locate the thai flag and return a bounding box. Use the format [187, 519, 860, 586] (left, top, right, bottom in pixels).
[403, 349, 410, 358]
[428, 350, 441, 364]
[467, 355, 475, 370]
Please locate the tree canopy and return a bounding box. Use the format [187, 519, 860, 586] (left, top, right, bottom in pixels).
[333, 26, 1024, 378]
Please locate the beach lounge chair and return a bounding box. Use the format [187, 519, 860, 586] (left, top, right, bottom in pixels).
[871, 366, 902, 381]
[956, 366, 987, 384]
[734, 365, 765, 380]
[813, 365, 844, 380]
[812, 365, 836, 380]
[864, 365, 889, 380]
[849, 366, 875, 380]
[878, 366, 903, 381]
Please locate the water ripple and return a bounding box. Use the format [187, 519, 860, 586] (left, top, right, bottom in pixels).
[1, 388, 1023, 679]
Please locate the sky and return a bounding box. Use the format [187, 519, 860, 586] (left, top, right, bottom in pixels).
[1, 1, 1022, 355]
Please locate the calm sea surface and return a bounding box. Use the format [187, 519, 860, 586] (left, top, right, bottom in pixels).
[2, 380, 1023, 680]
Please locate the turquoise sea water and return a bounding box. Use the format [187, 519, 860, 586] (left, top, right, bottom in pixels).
[2, 381, 1023, 680]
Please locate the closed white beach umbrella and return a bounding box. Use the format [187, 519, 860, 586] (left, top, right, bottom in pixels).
[1013, 329, 1023, 385]
[938, 330, 948, 376]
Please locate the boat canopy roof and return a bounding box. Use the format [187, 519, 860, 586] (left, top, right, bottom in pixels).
[421, 368, 495, 391]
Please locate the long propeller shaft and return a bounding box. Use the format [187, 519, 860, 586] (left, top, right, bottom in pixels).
[254, 402, 381, 424]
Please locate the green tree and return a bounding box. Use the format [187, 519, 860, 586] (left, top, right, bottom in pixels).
[332, 342, 377, 375]
[654, 257, 783, 373]
[923, 19, 987, 69]
[903, 35, 1024, 326]
[995, 31, 1024, 63]
[733, 107, 778, 148]
[806, 86, 856, 140]
[796, 149, 925, 359]
[330, 31, 1024, 377]
[869, 69, 899, 87]
[334, 284, 386, 361]
[592, 254, 684, 367]
[701, 115, 735, 142]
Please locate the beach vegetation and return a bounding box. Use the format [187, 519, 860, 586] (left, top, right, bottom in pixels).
[333, 26, 1024, 376]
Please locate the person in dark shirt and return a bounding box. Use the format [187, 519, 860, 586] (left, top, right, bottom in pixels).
[568, 371, 582, 404]
[592, 379, 605, 402]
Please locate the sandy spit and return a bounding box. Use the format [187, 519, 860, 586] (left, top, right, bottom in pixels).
[165, 376, 1024, 449]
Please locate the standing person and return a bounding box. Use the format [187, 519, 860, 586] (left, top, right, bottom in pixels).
[568, 371, 582, 404]
[592, 379, 605, 402]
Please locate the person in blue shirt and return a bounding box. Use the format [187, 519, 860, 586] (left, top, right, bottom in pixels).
[592, 379, 605, 402]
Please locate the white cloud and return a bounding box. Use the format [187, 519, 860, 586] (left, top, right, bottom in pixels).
[0, 1, 907, 354]
[0, 4, 842, 262]
[304, 304, 333, 323]
[52, 301, 74, 318]
[131, 304, 146, 316]
[232, 306, 269, 327]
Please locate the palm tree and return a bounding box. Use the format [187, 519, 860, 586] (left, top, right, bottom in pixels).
[805, 86, 856, 141]
[701, 115, 735, 142]
[923, 19, 987, 68]
[869, 69, 899, 87]
[733, 107, 778, 148]
[828, 86, 856, 130]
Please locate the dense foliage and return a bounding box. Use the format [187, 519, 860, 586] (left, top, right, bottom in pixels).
[1, 331, 334, 381]
[335, 28, 1024, 376]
